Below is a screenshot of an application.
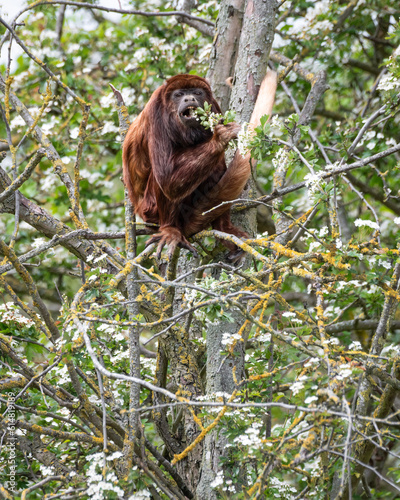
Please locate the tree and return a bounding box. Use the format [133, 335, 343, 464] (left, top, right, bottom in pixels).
[0, 0, 400, 498]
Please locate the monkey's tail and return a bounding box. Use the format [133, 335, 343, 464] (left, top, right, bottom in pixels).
[207, 69, 278, 208]
[249, 68, 278, 128]
[222, 68, 278, 195]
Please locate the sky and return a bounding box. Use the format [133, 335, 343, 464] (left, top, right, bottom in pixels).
[0, 0, 133, 21]
[1, 0, 33, 21]
[0, 0, 132, 67]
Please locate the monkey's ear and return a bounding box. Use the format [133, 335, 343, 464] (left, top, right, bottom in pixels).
[225, 76, 233, 88]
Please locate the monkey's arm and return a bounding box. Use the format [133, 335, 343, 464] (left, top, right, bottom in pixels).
[149, 122, 240, 202]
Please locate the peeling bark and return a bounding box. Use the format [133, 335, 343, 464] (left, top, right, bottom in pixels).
[207, 0, 245, 112]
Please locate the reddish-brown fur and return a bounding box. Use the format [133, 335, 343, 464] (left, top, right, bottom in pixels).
[122, 72, 277, 257]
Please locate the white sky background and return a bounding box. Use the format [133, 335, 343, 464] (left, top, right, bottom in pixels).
[0, 0, 29, 20]
[0, 0, 132, 67]
[0, 0, 133, 20]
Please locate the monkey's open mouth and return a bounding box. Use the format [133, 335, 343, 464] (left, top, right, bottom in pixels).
[181, 106, 197, 119]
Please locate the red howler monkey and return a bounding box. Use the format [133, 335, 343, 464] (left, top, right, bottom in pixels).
[122, 71, 277, 258]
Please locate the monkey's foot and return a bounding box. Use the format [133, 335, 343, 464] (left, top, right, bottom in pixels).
[219, 228, 248, 264]
[146, 226, 199, 260]
[226, 247, 246, 264]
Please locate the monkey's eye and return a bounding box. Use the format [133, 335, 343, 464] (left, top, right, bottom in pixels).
[174, 91, 184, 98]
[194, 90, 204, 96]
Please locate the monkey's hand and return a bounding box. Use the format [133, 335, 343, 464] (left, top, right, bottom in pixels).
[214, 121, 241, 148]
[146, 226, 199, 260]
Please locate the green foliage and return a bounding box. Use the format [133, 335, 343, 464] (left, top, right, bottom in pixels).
[195, 101, 236, 129]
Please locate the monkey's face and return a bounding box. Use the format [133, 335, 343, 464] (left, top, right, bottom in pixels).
[171, 88, 207, 126]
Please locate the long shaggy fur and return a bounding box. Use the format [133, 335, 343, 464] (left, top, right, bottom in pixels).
[122, 72, 277, 254]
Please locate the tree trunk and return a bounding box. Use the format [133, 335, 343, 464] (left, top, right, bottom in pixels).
[207, 0, 245, 113]
[197, 2, 277, 497]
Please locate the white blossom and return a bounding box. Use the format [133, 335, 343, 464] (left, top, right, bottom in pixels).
[272, 147, 290, 173]
[237, 122, 252, 157]
[101, 121, 119, 135]
[304, 357, 321, 367]
[354, 219, 379, 230]
[66, 43, 80, 54]
[85, 452, 125, 500]
[256, 333, 271, 343]
[55, 364, 70, 385]
[285, 1, 333, 39]
[318, 226, 329, 237]
[40, 465, 55, 476]
[32, 237, 47, 249]
[234, 421, 263, 449]
[381, 344, 400, 358]
[282, 311, 296, 318]
[93, 254, 108, 263]
[269, 114, 283, 136]
[221, 332, 241, 346]
[325, 337, 340, 345]
[304, 172, 325, 194]
[349, 341, 362, 351]
[269, 475, 297, 496]
[377, 74, 400, 91]
[128, 491, 151, 500]
[41, 115, 60, 134]
[100, 93, 115, 108]
[120, 87, 137, 106]
[291, 381, 305, 395]
[210, 471, 224, 488]
[0, 303, 35, 327]
[309, 241, 322, 252]
[198, 43, 212, 63]
[337, 364, 353, 380]
[69, 127, 80, 139]
[10, 115, 26, 129]
[79, 169, 103, 183]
